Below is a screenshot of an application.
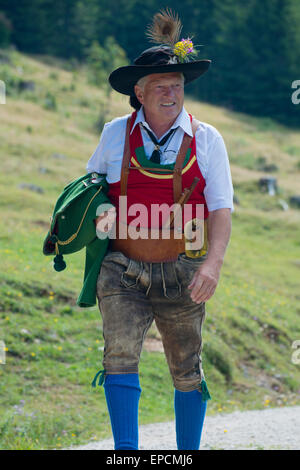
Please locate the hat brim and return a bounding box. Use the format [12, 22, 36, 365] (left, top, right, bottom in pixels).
[109, 60, 211, 96]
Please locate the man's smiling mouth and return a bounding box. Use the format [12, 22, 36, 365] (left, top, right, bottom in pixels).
[161, 102, 175, 107]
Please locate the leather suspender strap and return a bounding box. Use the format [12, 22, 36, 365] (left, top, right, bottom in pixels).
[120, 115, 201, 201]
[120, 116, 132, 196]
[172, 133, 192, 203]
[172, 116, 200, 203]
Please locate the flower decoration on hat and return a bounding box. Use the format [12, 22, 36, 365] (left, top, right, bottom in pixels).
[146, 8, 201, 64]
[173, 37, 199, 63]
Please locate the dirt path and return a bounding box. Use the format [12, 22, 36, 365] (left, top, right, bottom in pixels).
[67, 405, 300, 450]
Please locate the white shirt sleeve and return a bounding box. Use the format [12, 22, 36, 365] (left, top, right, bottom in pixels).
[201, 131, 234, 213]
[86, 123, 110, 174]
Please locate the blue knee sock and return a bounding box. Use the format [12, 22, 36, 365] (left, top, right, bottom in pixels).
[104, 373, 141, 450]
[174, 389, 207, 450]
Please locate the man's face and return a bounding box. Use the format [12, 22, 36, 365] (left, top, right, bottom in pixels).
[134, 72, 184, 123]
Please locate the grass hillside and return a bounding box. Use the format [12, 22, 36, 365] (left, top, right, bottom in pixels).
[0, 48, 300, 450]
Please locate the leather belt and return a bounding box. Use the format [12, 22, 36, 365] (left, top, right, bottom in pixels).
[111, 225, 185, 263]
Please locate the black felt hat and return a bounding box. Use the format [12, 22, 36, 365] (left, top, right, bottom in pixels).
[109, 45, 211, 96]
[108, 9, 211, 96]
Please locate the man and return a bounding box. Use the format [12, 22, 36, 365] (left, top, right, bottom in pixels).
[88, 11, 233, 450]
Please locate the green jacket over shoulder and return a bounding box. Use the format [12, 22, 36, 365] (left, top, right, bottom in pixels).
[43, 173, 113, 308]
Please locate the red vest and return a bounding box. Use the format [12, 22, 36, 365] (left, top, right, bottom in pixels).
[108, 111, 208, 230]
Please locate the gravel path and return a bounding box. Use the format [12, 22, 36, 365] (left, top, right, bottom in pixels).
[67, 406, 300, 450]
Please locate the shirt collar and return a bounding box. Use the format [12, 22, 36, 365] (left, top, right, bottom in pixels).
[130, 106, 193, 138]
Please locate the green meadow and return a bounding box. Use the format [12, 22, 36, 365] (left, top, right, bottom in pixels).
[0, 48, 300, 450]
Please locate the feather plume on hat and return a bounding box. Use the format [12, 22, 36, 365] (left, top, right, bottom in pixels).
[146, 8, 182, 47]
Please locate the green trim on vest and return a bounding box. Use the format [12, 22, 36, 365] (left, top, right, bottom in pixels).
[134, 146, 191, 175]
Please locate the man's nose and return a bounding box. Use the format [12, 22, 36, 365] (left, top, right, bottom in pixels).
[164, 86, 175, 98]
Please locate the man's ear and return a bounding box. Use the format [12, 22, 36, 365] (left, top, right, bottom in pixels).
[134, 85, 144, 105]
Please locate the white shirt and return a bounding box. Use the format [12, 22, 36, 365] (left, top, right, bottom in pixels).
[86, 106, 234, 212]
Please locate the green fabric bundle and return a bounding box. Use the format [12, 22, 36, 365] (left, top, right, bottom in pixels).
[43, 173, 114, 308]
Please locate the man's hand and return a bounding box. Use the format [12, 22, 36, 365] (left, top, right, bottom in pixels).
[188, 259, 221, 303]
[95, 207, 116, 233]
[188, 208, 232, 304]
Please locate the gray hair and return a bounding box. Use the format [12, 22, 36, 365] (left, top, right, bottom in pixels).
[136, 76, 149, 90]
[136, 73, 184, 90]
